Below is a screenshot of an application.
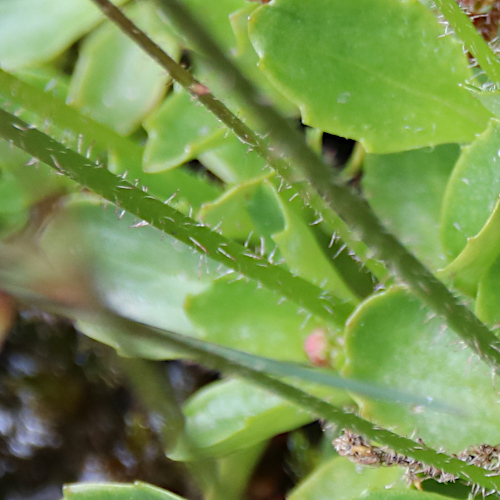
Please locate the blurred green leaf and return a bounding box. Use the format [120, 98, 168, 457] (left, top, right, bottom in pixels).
[185, 275, 330, 362]
[0, 137, 71, 236]
[173, 371, 395, 461]
[211, 443, 266, 500]
[64, 482, 186, 500]
[40, 196, 218, 341]
[288, 456, 404, 500]
[69, 1, 178, 135]
[169, 378, 321, 460]
[229, 4, 297, 116]
[0, 0, 126, 70]
[178, 0, 245, 50]
[249, 0, 490, 153]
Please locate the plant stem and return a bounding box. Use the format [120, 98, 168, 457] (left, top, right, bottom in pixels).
[0, 243, 496, 491]
[0, 107, 354, 327]
[105, 313, 500, 493]
[0, 68, 137, 164]
[88, 0, 389, 285]
[90, 0, 500, 373]
[434, 0, 500, 87]
[0, 69, 218, 209]
[118, 357, 185, 452]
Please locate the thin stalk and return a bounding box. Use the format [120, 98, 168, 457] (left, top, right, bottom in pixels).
[0, 259, 496, 491]
[101, 312, 500, 493]
[0, 68, 138, 164]
[0, 69, 219, 207]
[89, 0, 389, 284]
[118, 357, 185, 453]
[90, 0, 500, 373]
[340, 142, 366, 183]
[119, 357, 218, 498]
[0, 107, 354, 326]
[434, 0, 500, 87]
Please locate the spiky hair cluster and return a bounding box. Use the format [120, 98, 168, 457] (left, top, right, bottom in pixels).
[333, 430, 500, 493]
[458, 0, 500, 42]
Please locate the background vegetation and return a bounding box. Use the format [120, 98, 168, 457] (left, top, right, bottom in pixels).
[2, 0, 500, 499]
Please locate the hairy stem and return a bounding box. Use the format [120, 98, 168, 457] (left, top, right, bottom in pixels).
[90, 0, 500, 373]
[0, 69, 218, 208]
[0, 227, 495, 491]
[103, 312, 500, 493]
[0, 107, 354, 326]
[434, 0, 500, 87]
[88, 0, 388, 284]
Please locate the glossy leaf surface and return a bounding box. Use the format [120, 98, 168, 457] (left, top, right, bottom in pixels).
[69, 1, 178, 135]
[343, 287, 500, 453]
[144, 87, 226, 172]
[64, 482, 185, 500]
[288, 456, 403, 500]
[249, 0, 490, 153]
[441, 119, 500, 260]
[169, 378, 318, 460]
[0, 0, 126, 70]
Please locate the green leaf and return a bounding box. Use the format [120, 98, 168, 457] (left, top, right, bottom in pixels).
[476, 254, 500, 326]
[287, 456, 404, 500]
[441, 119, 500, 260]
[362, 145, 459, 270]
[360, 491, 450, 500]
[143, 86, 226, 172]
[198, 134, 269, 184]
[169, 378, 319, 460]
[179, 0, 245, 50]
[39, 196, 217, 339]
[64, 481, 186, 500]
[466, 85, 500, 119]
[212, 443, 267, 500]
[438, 198, 500, 296]
[0, 0, 126, 70]
[272, 186, 359, 300]
[0, 136, 71, 236]
[201, 179, 358, 301]
[249, 0, 491, 153]
[185, 276, 331, 362]
[229, 4, 297, 116]
[200, 181, 263, 240]
[343, 286, 500, 454]
[0, 69, 220, 211]
[68, 1, 178, 135]
[12, 65, 70, 101]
